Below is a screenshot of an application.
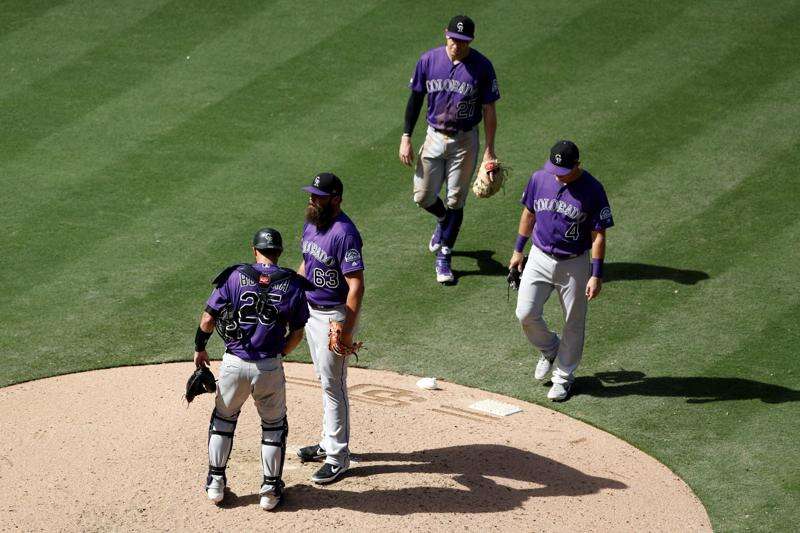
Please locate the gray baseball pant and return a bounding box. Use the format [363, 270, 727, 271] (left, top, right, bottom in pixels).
[413, 126, 479, 210]
[515, 247, 590, 385]
[305, 304, 351, 468]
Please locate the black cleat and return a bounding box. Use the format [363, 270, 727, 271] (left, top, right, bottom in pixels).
[297, 444, 326, 463]
[311, 462, 349, 484]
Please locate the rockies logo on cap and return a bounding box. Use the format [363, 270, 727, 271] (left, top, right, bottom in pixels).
[457, 22, 464, 31]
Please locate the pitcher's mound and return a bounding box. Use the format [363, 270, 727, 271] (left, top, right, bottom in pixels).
[0, 362, 710, 531]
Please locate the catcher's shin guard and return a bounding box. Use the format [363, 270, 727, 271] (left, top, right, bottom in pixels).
[261, 417, 288, 488]
[208, 409, 238, 481]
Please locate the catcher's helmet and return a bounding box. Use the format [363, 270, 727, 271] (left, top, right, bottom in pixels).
[252, 227, 283, 252]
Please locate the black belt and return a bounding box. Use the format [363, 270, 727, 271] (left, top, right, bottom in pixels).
[538, 248, 580, 260]
[309, 302, 341, 311]
[433, 126, 473, 135]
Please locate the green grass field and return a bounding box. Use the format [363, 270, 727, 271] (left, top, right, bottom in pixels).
[1, 1, 798, 530]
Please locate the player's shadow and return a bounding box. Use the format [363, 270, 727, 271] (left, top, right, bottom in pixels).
[573, 371, 800, 404]
[604, 262, 709, 285]
[451, 250, 507, 281]
[272, 444, 625, 514]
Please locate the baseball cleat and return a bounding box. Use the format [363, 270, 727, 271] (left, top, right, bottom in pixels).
[534, 354, 556, 381]
[205, 475, 225, 504]
[311, 462, 349, 484]
[428, 224, 443, 253]
[435, 257, 454, 284]
[259, 481, 284, 511]
[297, 444, 326, 463]
[547, 381, 572, 402]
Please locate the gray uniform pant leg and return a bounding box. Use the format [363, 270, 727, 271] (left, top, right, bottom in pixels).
[305, 305, 350, 467]
[516, 248, 590, 385]
[211, 353, 287, 481]
[413, 127, 479, 210]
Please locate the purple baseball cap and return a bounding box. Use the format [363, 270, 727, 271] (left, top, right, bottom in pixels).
[302, 172, 343, 196]
[544, 140, 580, 176]
[445, 15, 475, 42]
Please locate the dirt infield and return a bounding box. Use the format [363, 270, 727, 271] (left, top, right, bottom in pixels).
[0, 362, 710, 531]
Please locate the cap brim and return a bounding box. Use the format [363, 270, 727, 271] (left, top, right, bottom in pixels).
[302, 186, 332, 196]
[544, 160, 574, 176]
[445, 31, 474, 42]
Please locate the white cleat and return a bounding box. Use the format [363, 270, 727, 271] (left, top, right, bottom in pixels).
[206, 475, 225, 504]
[534, 354, 555, 381]
[259, 481, 284, 511]
[547, 381, 572, 402]
[259, 493, 280, 511]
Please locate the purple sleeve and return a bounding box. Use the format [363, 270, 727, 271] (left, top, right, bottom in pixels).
[205, 281, 230, 313]
[288, 287, 310, 330]
[337, 233, 364, 275]
[409, 54, 427, 92]
[591, 184, 614, 230]
[520, 173, 537, 212]
[480, 59, 500, 104]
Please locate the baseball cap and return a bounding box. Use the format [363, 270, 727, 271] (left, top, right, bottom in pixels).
[302, 172, 343, 196]
[445, 15, 475, 42]
[544, 140, 580, 176]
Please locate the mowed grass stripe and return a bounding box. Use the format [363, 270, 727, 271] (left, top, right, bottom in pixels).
[0, 0, 170, 99]
[0, 0, 271, 163]
[0, 0, 70, 36]
[592, 135, 800, 365]
[0, 0, 382, 239]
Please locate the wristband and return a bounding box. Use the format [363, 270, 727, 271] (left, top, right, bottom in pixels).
[195, 327, 212, 351]
[402, 133, 411, 137]
[591, 258, 604, 278]
[514, 234, 529, 253]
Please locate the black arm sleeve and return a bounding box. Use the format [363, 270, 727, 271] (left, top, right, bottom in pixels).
[404, 90, 426, 135]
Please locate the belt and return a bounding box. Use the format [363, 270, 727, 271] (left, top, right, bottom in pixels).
[433, 125, 473, 135]
[308, 302, 341, 311]
[538, 248, 580, 261]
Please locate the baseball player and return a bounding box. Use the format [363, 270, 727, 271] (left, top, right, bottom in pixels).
[398, 14, 500, 284]
[295, 172, 365, 484]
[510, 141, 614, 401]
[193, 228, 310, 510]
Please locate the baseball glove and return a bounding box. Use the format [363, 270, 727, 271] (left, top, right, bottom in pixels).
[328, 320, 363, 358]
[472, 159, 509, 199]
[185, 365, 216, 404]
[506, 255, 528, 300]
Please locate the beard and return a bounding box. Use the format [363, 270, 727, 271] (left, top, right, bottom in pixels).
[305, 202, 335, 229]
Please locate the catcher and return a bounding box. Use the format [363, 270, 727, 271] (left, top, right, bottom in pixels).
[191, 227, 310, 510]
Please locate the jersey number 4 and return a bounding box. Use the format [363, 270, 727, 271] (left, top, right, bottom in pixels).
[565, 222, 580, 241]
[312, 268, 339, 289]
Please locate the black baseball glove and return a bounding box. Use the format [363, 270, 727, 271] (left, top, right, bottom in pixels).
[507, 255, 528, 299]
[185, 365, 216, 404]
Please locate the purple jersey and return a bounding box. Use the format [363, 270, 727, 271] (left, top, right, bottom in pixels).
[302, 212, 364, 307]
[521, 168, 614, 257]
[206, 264, 309, 360]
[409, 46, 500, 132]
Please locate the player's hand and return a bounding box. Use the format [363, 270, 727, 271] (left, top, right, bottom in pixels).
[340, 330, 354, 348]
[586, 276, 602, 301]
[509, 251, 525, 272]
[399, 136, 414, 167]
[194, 350, 210, 368]
[483, 146, 497, 163]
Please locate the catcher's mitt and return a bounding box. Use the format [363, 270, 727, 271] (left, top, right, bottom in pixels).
[472, 159, 509, 199]
[185, 365, 216, 404]
[328, 320, 363, 358]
